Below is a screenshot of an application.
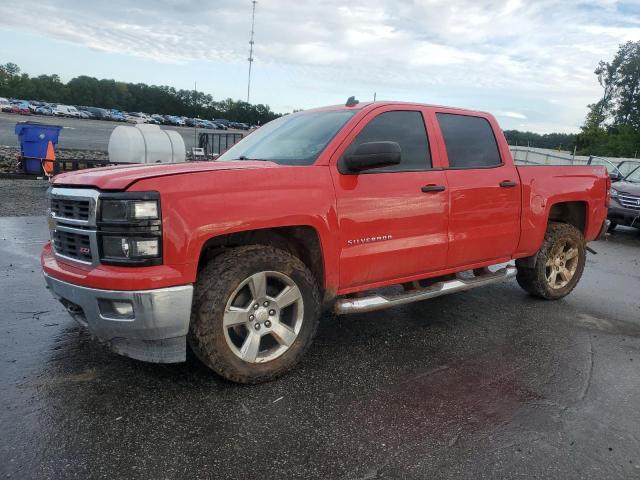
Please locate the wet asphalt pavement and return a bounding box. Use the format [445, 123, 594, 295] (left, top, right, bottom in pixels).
[1, 216, 640, 479]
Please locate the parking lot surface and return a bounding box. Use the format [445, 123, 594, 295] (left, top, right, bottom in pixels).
[1, 216, 639, 479]
[0, 113, 243, 152]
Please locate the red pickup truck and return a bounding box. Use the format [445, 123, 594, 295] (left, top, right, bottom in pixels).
[42, 101, 610, 383]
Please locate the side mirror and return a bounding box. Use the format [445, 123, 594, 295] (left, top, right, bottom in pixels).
[342, 141, 401, 173]
[610, 171, 622, 182]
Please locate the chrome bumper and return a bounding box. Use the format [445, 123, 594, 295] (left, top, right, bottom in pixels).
[44, 273, 193, 363]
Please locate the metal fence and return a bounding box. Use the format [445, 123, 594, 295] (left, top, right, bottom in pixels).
[198, 132, 244, 157]
[509, 146, 638, 170]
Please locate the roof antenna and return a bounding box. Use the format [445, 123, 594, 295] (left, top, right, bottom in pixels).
[345, 96, 359, 107]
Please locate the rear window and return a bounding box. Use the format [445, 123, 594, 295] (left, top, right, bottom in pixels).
[437, 113, 502, 168]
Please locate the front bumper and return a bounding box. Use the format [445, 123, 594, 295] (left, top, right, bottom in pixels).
[608, 202, 640, 228]
[44, 273, 193, 363]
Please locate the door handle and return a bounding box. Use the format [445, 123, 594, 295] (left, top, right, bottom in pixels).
[421, 184, 446, 193]
[499, 180, 517, 188]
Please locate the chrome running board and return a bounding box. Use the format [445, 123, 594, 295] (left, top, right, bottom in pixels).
[334, 265, 518, 315]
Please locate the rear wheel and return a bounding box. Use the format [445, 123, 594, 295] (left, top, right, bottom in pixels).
[189, 245, 321, 384]
[516, 222, 586, 300]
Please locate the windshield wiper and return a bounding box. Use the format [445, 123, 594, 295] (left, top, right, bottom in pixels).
[232, 156, 269, 161]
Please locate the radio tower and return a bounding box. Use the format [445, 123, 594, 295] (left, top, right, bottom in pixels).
[247, 0, 257, 104]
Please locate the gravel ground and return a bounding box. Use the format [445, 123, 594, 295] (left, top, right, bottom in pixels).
[0, 179, 49, 216]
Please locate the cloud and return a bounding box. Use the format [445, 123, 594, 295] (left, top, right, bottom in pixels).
[497, 111, 527, 120]
[0, 0, 638, 132]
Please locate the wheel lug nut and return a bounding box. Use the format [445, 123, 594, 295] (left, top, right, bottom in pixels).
[249, 314, 255, 320]
[254, 323, 261, 330]
[263, 301, 269, 307]
[253, 304, 259, 310]
[269, 309, 276, 316]
[265, 320, 272, 328]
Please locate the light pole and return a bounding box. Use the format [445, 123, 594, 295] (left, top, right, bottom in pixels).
[247, 0, 257, 104]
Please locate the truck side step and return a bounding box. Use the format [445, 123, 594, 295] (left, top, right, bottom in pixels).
[334, 265, 518, 315]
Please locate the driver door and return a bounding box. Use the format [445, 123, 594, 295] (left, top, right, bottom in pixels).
[330, 107, 449, 291]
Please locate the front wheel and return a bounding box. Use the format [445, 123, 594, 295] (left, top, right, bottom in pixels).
[189, 245, 321, 384]
[516, 222, 586, 300]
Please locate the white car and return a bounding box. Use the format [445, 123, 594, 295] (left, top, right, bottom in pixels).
[0, 97, 10, 112]
[125, 114, 146, 124]
[53, 104, 81, 118]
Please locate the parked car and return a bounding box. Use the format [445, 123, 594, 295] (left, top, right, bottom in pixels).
[0, 97, 11, 112]
[10, 101, 31, 114]
[80, 106, 110, 120]
[164, 115, 186, 126]
[78, 110, 94, 119]
[36, 106, 54, 116]
[53, 104, 80, 117]
[587, 158, 640, 182]
[213, 119, 230, 127]
[125, 113, 146, 124]
[211, 122, 227, 130]
[42, 101, 610, 384]
[608, 165, 640, 231]
[195, 119, 215, 129]
[109, 109, 126, 122]
[151, 114, 166, 124]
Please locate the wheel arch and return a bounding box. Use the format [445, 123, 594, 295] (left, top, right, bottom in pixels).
[197, 225, 327, 300]
[547, 201, 588, 235]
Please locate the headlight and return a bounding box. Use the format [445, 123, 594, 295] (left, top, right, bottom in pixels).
[101, 199, 159, 221]
[98, 193, 162, 266]
[610, 188, 619, 199]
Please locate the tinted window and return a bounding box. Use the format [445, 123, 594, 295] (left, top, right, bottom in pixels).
[437, 113, 501, 168]
[344, 111, 431, 171]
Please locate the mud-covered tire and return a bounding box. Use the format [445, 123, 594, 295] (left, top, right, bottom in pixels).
[189, 245, 321, 384]
[516, 222, 586, 300]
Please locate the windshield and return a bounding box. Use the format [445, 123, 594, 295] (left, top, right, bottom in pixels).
[618, 161, 640, 177]
[218, 110, 356, 165]
[625, 165, 640, 183]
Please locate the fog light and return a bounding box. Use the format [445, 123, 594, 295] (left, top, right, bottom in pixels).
[98, 299, 134, 320]
[134, 238, 159, 257]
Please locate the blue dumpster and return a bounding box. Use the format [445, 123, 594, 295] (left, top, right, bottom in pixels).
[14, 122, 63, 174]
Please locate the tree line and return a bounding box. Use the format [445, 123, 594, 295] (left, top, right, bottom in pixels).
[0, 63, 280, 125]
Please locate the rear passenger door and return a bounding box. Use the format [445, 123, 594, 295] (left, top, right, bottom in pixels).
[433, 111, 521, 268]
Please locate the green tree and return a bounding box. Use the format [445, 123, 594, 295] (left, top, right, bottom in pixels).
[578, 41, 640, 156]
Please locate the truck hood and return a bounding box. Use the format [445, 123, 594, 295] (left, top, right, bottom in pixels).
[613, 180, 640, 196]
[52, 160, 278, 190]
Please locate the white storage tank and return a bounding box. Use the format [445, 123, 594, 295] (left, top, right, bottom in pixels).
[108, 124, 186, 164]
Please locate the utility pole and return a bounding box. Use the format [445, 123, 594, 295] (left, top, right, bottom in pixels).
[247, 0, 257, 104]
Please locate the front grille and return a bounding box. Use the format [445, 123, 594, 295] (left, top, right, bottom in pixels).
[618, 193, 640, 211]
[51, 198, 90, 221]
[53, 230, 93, 262]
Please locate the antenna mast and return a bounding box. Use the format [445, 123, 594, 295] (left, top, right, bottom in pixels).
[247, 0, 257, 103]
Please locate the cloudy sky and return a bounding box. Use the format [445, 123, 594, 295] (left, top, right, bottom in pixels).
[1, 0, 639, 132]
